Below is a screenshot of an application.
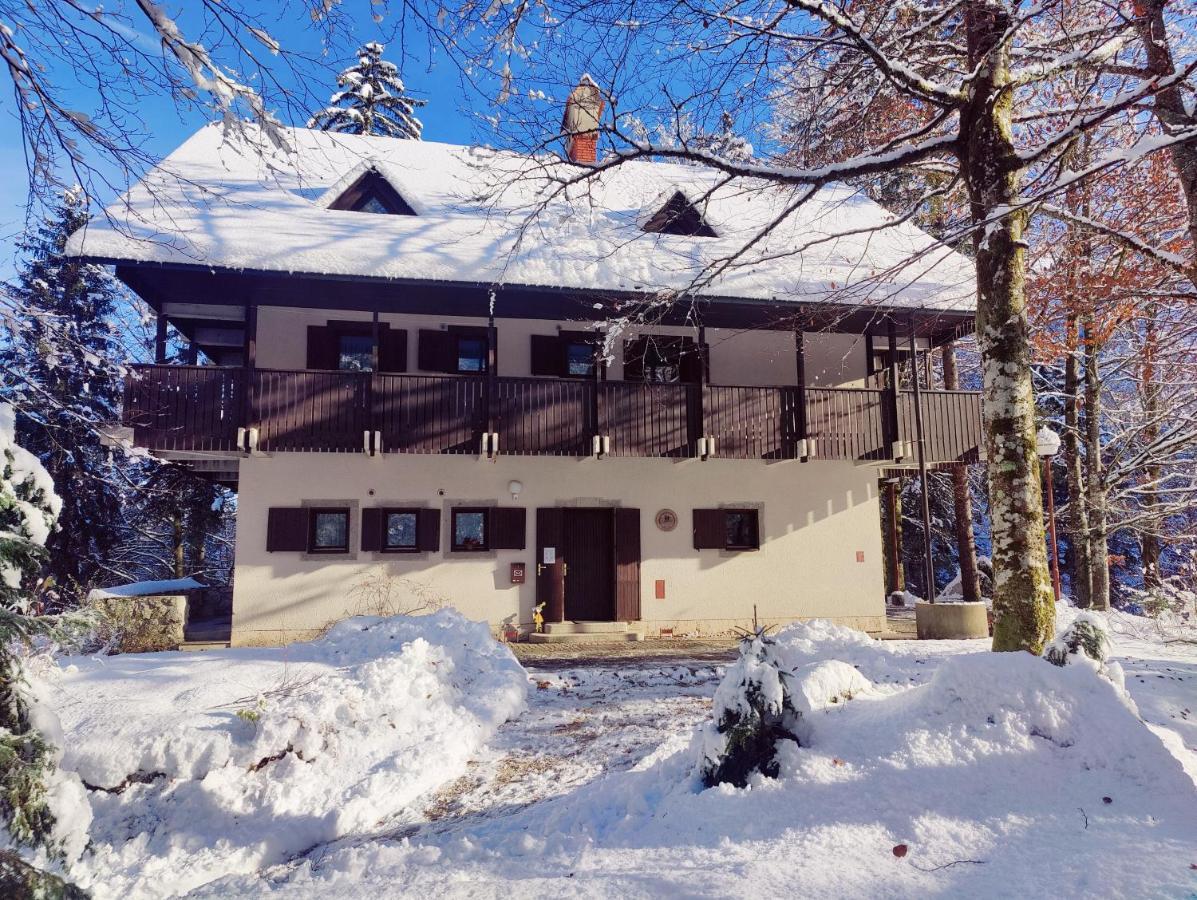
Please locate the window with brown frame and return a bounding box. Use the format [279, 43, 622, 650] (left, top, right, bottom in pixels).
[451, 508, 490, 551]
[623, 336, 706, 384]
[642, 191, 717, 237]
[693, 508, 760, 551]
[724, 510, 760, 551]
[418, 327, 491, 374]
[382, 509, 420, 552]
[308, 508, 350, 553]
[326, 170, 418, 216]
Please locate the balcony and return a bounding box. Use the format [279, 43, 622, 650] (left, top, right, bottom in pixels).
[121, 365, 983, 473]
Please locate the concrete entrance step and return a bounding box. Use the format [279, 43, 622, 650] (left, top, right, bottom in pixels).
[527, 630, 643, 644]
[544, 621, 631, 635]
[179, 640, 231, 652]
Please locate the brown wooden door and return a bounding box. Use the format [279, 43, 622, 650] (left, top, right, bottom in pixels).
[536, 561, 565, 623]
[536, 508, 565, 622]
[562, 508, 615, 621]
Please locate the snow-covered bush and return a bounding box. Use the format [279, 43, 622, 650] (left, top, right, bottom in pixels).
[1044, 611, 1110, 668]
[697, 628, 800, 788]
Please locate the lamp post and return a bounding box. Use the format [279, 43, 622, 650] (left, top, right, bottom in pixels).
[1036, 426, 1062, 602]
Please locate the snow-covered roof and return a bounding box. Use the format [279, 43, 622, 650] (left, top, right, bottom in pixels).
[68, 123, 976, 312]
[89, 577, 207, 600]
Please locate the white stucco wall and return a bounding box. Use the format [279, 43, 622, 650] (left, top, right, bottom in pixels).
[252, 306, 872, 387]
[230, 452, 886, 645]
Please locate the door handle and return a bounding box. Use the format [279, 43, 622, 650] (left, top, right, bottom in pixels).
[537, 563, 544, 576]
[563, 562, 568, 578]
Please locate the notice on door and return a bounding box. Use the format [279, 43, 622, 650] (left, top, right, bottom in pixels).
[542, 547, 556, 564]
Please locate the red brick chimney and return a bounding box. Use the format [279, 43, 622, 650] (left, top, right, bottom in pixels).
[562, 74, 605, 165]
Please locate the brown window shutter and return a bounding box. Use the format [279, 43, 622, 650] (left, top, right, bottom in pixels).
[489, 507, 527, 550]
[361, 508, 383, 552]
[623, 338, 645, 382]
[679, 338, 708, 384]
[614, 507, 641, 621]
[417, 508, 441, 552]
[267, 507, 309, 552]
[530, 335, 563, 376]
[306, 326, 337, 370]
[692, 508, 725, 550]
[418, 329, 455, 372]
[378, 327, 408, 373]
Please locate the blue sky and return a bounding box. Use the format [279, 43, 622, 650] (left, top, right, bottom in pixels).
[0, 5, 481, 275]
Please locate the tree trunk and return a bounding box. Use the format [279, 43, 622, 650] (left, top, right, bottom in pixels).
[1082, 316, 1110, 609]
[941, 343, 982, 602]
[963, 1, 1055, 652]
[171, 510, 185, 580]
[1063, 315, 1092, 607]
[1140, 302, 1163, 589]
[1136, 0, 1197, 254]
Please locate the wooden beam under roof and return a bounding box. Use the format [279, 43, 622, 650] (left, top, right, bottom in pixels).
[111, 261, 976, 348]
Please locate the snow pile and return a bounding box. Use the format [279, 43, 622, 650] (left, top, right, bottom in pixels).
[243, 618, 1197, 897]
[50, 608, 526, 898]
[87, 577, 206, 600]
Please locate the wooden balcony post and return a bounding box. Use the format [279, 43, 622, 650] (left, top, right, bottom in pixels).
[693, 323, 707, 452]
[154, 312, 167, 364]
[485, 316, 498, 438]
[908, 318, 936, 601]
[184, 342, 198, 365]
[591, 347, 601, 446]
[885, 320, 900, 449]
[794, 329, 807, 455]
[243, 301, 257, 369]
[371, 311, 381, 373]
[241, 301, 257, 439]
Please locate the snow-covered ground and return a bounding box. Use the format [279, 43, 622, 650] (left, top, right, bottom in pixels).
[184, 607, 1195, 899]
[45, 609, 527, 897]
[33, 604, 1197, 898]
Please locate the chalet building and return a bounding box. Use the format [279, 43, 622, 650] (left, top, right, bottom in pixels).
[68, 104, 980, 646]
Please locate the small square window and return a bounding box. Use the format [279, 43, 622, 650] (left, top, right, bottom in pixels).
[565, 341, 596, 377]
[309, 508, 349, 552]
[456, 337, 486, 373]
[338, 334, 374, 371]
[452, 508, 489, 551]
[724, 510, 759, 551]
[384, 510, 419, 551]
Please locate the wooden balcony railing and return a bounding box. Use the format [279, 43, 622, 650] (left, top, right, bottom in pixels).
[122, 365, 984, 465]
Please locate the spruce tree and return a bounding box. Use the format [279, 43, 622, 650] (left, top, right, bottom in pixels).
[0, 188, 126, 602]
[692, 112, 754, 163]
[0, 403, 85, 858]
[697, 627, 800, 788]
[308, 43, 426, 139]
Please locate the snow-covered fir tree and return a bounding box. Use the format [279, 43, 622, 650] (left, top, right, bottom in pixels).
[697, 627, 799, 787]
[0, 189, 127, 602]
[0, 403, 89, 861]
[308, 43, 426, 139]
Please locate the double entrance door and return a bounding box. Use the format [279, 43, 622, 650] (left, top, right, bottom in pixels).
[535, 507, 641, 623]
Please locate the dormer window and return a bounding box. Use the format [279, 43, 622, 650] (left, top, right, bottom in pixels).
[326, 169, 417, 216]
[643, 191, 717, 238]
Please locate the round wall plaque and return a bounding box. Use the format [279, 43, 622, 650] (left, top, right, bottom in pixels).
[655, 508, 679, 532]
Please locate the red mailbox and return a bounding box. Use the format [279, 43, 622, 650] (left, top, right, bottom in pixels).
[510, 562, 526, 585]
